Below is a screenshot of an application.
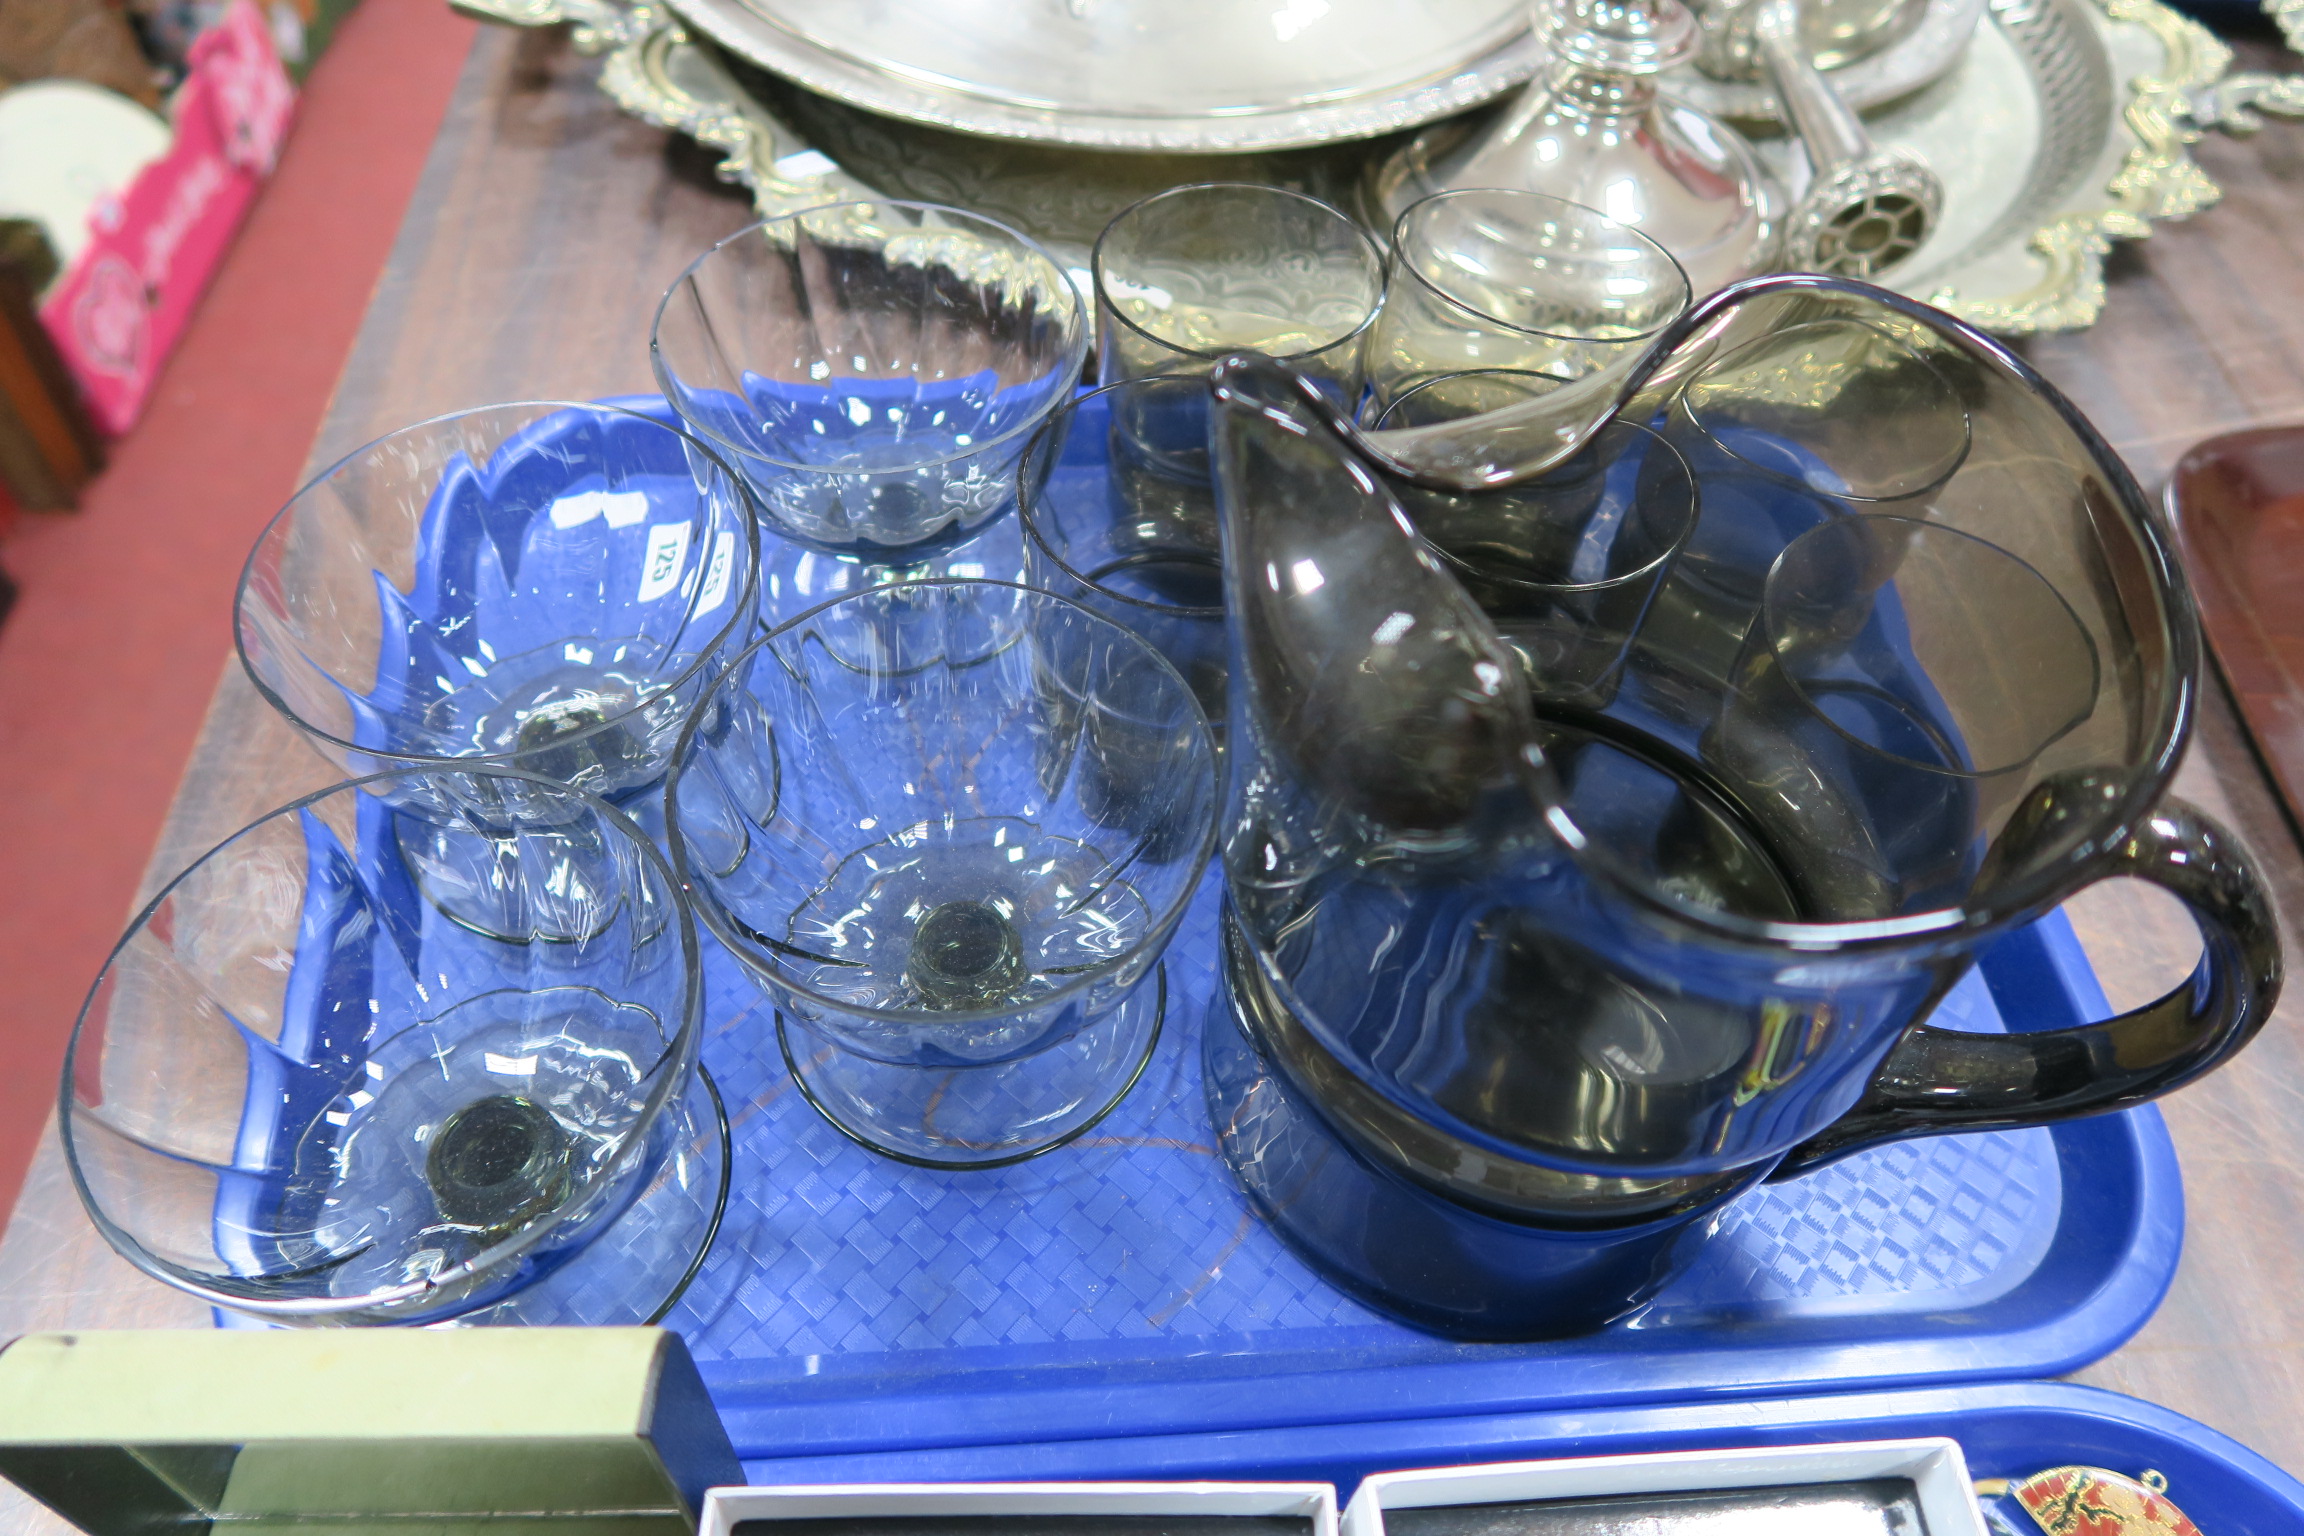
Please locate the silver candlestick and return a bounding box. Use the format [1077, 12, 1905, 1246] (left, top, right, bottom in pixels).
[1746, 0, 1944, 278]
[1691, 0, 1933, 78]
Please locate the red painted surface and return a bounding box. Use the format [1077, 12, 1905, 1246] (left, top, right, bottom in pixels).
[0, 0, 477, 1222]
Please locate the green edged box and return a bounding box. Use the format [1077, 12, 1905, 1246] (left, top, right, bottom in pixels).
[0, 1327, 740, 1534]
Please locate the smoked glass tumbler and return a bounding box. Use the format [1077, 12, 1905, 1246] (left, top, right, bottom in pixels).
[62, 768, 726, 1327]
[1363, 189, 1691, 422]
[233, 400, 760, 809]
[1093, 183, 1383, 398]
[667, 579, 1220, 1168]
[1376, 405, 1701, 711]
[1644, 314, 1974, 692]
[651, 201, 1088, 576]
[1705, 514, 2102, 918]
[1668, 316, 1972, 504]
[1019, 376, 1227, 734]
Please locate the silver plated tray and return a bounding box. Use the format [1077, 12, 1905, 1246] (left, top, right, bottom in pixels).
[461, 0, 2303, 333]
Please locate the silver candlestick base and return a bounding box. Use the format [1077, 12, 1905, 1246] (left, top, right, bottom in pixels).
[1371, 0, 1783, 297]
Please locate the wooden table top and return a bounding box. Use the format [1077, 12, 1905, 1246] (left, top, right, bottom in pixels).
[8, 20, 2304, 1527]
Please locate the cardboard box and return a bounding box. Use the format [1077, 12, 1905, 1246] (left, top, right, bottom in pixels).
[705, 1482, 1342, 1536]
[1341, 1440, 1988, 1536]
[0, 1327, 742, 1534]
[37, 0, 294, 442]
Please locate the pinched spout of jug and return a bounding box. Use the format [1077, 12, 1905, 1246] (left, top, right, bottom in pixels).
[1208, 351, 1547, 853]
[1355, 270, 1879, 490]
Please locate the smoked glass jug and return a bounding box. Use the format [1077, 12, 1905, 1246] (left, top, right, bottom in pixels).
[1201, 276, 2281, 1337]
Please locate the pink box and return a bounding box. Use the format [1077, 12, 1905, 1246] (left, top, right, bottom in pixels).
[39, 0, 297, 436]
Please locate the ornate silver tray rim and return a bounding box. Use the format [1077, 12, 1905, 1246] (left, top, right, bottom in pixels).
[1900, 0, 2293, 330]
[458, 0, 2304, 334]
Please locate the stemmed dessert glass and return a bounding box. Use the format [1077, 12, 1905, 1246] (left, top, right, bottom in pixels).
[667, 579, 1219, 1167]
[63, 768, 725, 1326]
[234, 399, 758, 940]
[237, 399, 758, 796]
[652, 201, 1089, 628]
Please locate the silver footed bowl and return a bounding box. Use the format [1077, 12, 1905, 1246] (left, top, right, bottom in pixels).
[673, 0, 1546, 149]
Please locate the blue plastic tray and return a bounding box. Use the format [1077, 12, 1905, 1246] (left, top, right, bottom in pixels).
[220, 391, 2183, 1476]
[727, 1380, 2304, 1536]
[664, 869, 2181, 1467]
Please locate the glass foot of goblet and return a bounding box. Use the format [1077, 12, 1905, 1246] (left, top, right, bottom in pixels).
[761, 518, 1034, 677]
[450, 1066, 731, 1326]
[395, 811, 674, 946]
[777, 968, 1166, 1170]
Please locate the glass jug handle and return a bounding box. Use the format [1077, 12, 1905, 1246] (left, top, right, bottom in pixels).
[1776, 798, 2283, 1177]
